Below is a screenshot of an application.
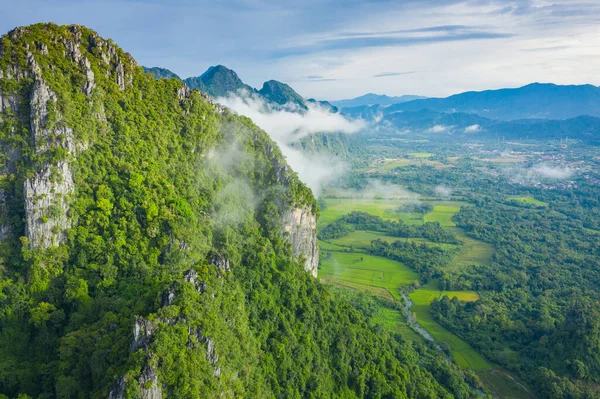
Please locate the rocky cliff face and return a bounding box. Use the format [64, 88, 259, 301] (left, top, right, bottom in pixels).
[0, 25, 135, 249]
[283, 206, 319, 277]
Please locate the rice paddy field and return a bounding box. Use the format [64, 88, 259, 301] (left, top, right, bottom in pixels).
[318, 195, 498, 369]
[318, 198, 417, 227]
[408, 280, 492, 370]
[316, 187, 531, 397]
[423, 204, 462, 226]
[320, 252, 419, 301]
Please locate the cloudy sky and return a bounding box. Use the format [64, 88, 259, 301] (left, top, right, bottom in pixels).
[1, 0, 599, 99]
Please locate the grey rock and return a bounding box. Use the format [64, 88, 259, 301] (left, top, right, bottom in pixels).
[24, 76, 75, 249]
[116, 62, 125, 91]
[282, 206, 319, 277]
[211, 253, 230, 276]
[24, 161, 74, 248]
[177, 85, 191, 101]
[162, 286, 176, 306]
[206, 338, 220, 376]
[80, 57, 95, 96]
[139, 365, 162, 399]
[108, 376, 126, 399]
[131, 317, 157, 352]
[184, 269, 207, 294]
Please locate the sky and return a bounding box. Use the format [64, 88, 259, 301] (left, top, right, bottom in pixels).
[1, 0, 599, 99]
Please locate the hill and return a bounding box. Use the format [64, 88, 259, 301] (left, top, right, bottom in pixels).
[184, 64, 254, 98]
[142, 66, 181, 80]
[0, 23, 479, 398]
[259, 79, 308, 110]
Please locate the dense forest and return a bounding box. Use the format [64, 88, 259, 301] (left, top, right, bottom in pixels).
[432, 193, 600, 398]
[0, 23, 480, 398]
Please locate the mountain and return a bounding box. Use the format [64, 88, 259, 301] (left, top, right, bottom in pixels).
[259, 79, 307, 110]
[381, 109, 600, 143]
[307, 98, 339, 113]
[386, 83, 600, 120]
[142, 66, 181, 80]
[184, 64, 254, 98]
[331, 93, 426, 108]
[0, 23, 477, 398]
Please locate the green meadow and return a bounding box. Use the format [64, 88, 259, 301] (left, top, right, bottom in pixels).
[423, 204, 462, 227]
[319, 198, 407, 227]
[320, 252, 419, 301]
[449, 227, 495, 270]
[408, 152, 434, 158]
[506, 195, 548, 207]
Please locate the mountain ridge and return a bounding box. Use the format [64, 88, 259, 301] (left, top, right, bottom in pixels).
[331, 93, 426, 108]
[386, 82, 600, 120]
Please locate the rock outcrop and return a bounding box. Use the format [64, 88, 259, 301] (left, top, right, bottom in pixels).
[283, 206, 319, 277]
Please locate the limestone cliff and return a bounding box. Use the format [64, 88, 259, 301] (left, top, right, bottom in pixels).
[283, 206, 319, 276]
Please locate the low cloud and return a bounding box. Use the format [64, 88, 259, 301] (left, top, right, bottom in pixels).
[532, 163, 573, 179]
[428, 125, 448, 133]
[506, 162, 575, 184]
[434, 185, 453, 198]
[216, 90, 364, 195]
[464, 124, 481, 133]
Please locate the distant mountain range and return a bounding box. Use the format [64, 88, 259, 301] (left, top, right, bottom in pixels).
[330, 93, 426, 108]
[143, 64, 337, 112]
[385, 83, 600, 120]
[143, 66, 600, 143]
[383, 109, 600, 143]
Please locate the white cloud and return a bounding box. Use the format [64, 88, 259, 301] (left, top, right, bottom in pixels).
[531, 163, 573, 179]
[216, 91, 364, 195]
[464, 124, 481, 133]
[434, 185, 453, 198]
[428, 125, 448, 133]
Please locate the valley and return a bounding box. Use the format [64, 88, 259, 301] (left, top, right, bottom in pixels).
[314, 132, 600, 398]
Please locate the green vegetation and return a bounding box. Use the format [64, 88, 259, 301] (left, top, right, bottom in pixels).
[320, 252, 418, 300]
[424, 205, 463, 227]
[409, 152, 434, 158]
[0, 24, 483, 398]
[409, 280, 490, 371]
[506, 195, 548, 207]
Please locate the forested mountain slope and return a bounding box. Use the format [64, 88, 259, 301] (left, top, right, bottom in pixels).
[0, 23, 478, 398]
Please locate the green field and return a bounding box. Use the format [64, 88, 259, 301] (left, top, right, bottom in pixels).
[409, 280, 492, 370]
[408, 152, 434, 158]
[320, 252, 418, 300]
[325, 230, 459, 251]
[381, 159, 411, 170]
[319, 198, 466, 228]
[506, 195, 548, 207]
[318, 197, 496, 371]
[327, 230, 398, 249]
[449, 227, 495, 270]
[371, 304, 424, 342]
[423, 204, 463, 227]
[319, 198, 409, 227]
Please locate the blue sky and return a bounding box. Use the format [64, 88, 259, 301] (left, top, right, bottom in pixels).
[1, 0, 599, 99]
